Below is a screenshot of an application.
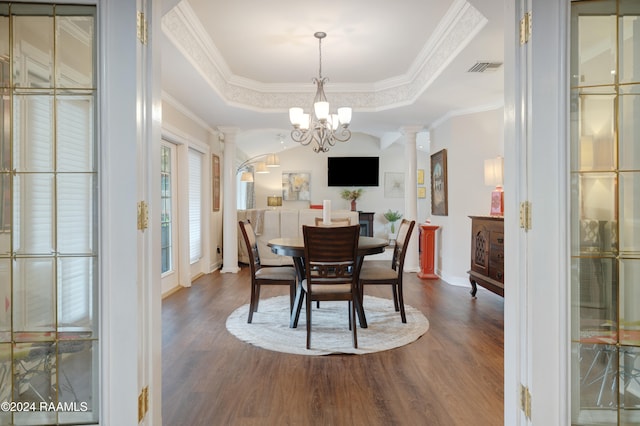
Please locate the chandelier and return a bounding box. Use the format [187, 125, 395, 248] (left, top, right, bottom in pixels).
[289, 32, 352, 153]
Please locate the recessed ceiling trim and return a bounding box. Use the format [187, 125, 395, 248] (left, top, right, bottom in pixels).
[162, 0, 487, 113]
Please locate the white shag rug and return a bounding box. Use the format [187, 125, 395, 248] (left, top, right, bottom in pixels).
[226, 295, 429, 356]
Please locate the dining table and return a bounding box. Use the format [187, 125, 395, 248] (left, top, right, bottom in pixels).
[268, 235, 388, 328]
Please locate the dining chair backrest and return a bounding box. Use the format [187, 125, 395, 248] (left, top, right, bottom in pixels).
[238, 219, 261, 272]
[302, 224, 360, 287]
[314, 217, 352, 227]
[392, 219, 416, 272]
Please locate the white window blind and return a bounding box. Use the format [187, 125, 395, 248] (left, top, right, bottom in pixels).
[188, 149, 202, 264]
[56, 97, 93, 326]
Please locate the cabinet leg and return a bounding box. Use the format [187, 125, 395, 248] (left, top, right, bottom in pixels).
[469, 278, 478, 298]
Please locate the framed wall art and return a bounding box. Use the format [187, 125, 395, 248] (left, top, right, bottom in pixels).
[430, 149, 448, 216]
[212, 154, 220, 211]
[384, 172, 405, 198]
[282, 172, 310, 201]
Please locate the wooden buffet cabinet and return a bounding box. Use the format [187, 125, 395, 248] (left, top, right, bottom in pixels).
[468, 216, 504, 297]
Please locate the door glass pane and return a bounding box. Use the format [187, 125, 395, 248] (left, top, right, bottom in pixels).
[0, 173, 9, 251]
[57, 339, 98, 423]
[57, 173, 96, 255]
[619, 346, 640, 423]
[0, 258, 9, 340]
[58, 256, 97, 335]
[13, 257, 55, 334]
[0, 342, 9, 424]
[572, 2, 617, 88]
[619, 172, 640, 253]
[0, 6, 9, 89]
[619, 2, 640, 84]
[12, 5, 53, 89]
[571, 1, 640, 423]
[57, 95, 95, 172]
[13, 173, 54, 255]
[13, 341, 57, 425]
[161, 145, 173, 274]
[619, 259, 640, 345]
[574, 93, 616, 172]
[13, 94, 54, 172]
[619, 86, 640, 171]
[0, 93, 8, 172]
[55, 6, 95, 89]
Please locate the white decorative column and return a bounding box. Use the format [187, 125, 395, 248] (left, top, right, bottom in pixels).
[219, 127, 241, 273]
[401, 126, 423, 273]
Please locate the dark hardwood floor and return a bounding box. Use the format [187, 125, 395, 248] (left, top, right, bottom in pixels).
[162, 262, 504, 426]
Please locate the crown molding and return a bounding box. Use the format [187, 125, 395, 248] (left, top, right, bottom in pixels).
[162, 0, 487, 112]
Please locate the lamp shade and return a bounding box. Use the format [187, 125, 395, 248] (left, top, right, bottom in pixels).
[484, 156, 504, 187]
[266, 153, 280, 167]
[337, 107, 352, 125]
[240, 171, 253, 182]
[289, 107, 303, 126]
[255, 162, 269, 174]
[267, 196, 282, 207]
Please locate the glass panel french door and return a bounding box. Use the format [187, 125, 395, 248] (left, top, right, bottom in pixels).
[160, 141, 179, 294]
[161, 143, 173, 274]
[570, 1, 640, 424]
[0, 4, 98, 425]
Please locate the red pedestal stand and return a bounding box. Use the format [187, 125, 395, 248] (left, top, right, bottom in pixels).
[418, 224, 439, 279]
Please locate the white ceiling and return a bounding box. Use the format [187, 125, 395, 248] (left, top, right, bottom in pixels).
[160, 0, 504, 157]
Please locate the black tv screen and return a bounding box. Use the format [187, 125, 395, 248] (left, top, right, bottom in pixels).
[327, 157, 379, 187]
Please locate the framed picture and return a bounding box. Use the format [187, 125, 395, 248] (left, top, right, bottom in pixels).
[417, 187, 426, 199]
[430, 149, 448, 216]
[212, 154, 220, 211]
[417, 169, 425, 185]
[384, 172, 405, 198]
[282, 172, 310, 201]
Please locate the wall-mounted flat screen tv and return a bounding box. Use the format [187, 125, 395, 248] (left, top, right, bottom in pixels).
[327, 157, 379, 187]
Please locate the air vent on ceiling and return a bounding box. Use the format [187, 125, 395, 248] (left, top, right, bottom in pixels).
[467, 61, 503, 73]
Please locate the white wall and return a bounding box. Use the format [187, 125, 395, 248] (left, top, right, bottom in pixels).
[428, 107, 504, 286]
[246, 132, 430, 239]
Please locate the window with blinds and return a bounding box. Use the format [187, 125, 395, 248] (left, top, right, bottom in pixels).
[188, 148, 202, 264]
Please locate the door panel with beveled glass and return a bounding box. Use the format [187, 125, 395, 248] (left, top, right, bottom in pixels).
[570, 1, 640, 424]
[0, 4, 98, 425]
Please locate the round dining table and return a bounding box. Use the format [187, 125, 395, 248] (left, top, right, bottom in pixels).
[268, 236, 388, 328]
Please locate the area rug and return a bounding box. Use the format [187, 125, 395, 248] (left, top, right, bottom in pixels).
[225, 295, 429, 356]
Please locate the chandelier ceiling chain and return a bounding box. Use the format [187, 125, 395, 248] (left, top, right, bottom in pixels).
[289, 32, 352, 153]
[317, 31, 323, 79]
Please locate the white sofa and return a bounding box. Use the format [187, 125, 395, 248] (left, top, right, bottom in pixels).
[237, 208, 360, 266]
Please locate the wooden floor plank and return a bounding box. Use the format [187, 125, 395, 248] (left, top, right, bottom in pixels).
[162, 262, 504, 425]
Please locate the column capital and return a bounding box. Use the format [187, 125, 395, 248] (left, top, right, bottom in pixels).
[400, 125, 425, 135]
[216, 127, 240, 139]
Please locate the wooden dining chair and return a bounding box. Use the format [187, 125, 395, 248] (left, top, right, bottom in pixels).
[293, 224, 361, 349]
[359, 219, 416, 323]
[314, 217, 351, 226]
[238, 220, 297, 323]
